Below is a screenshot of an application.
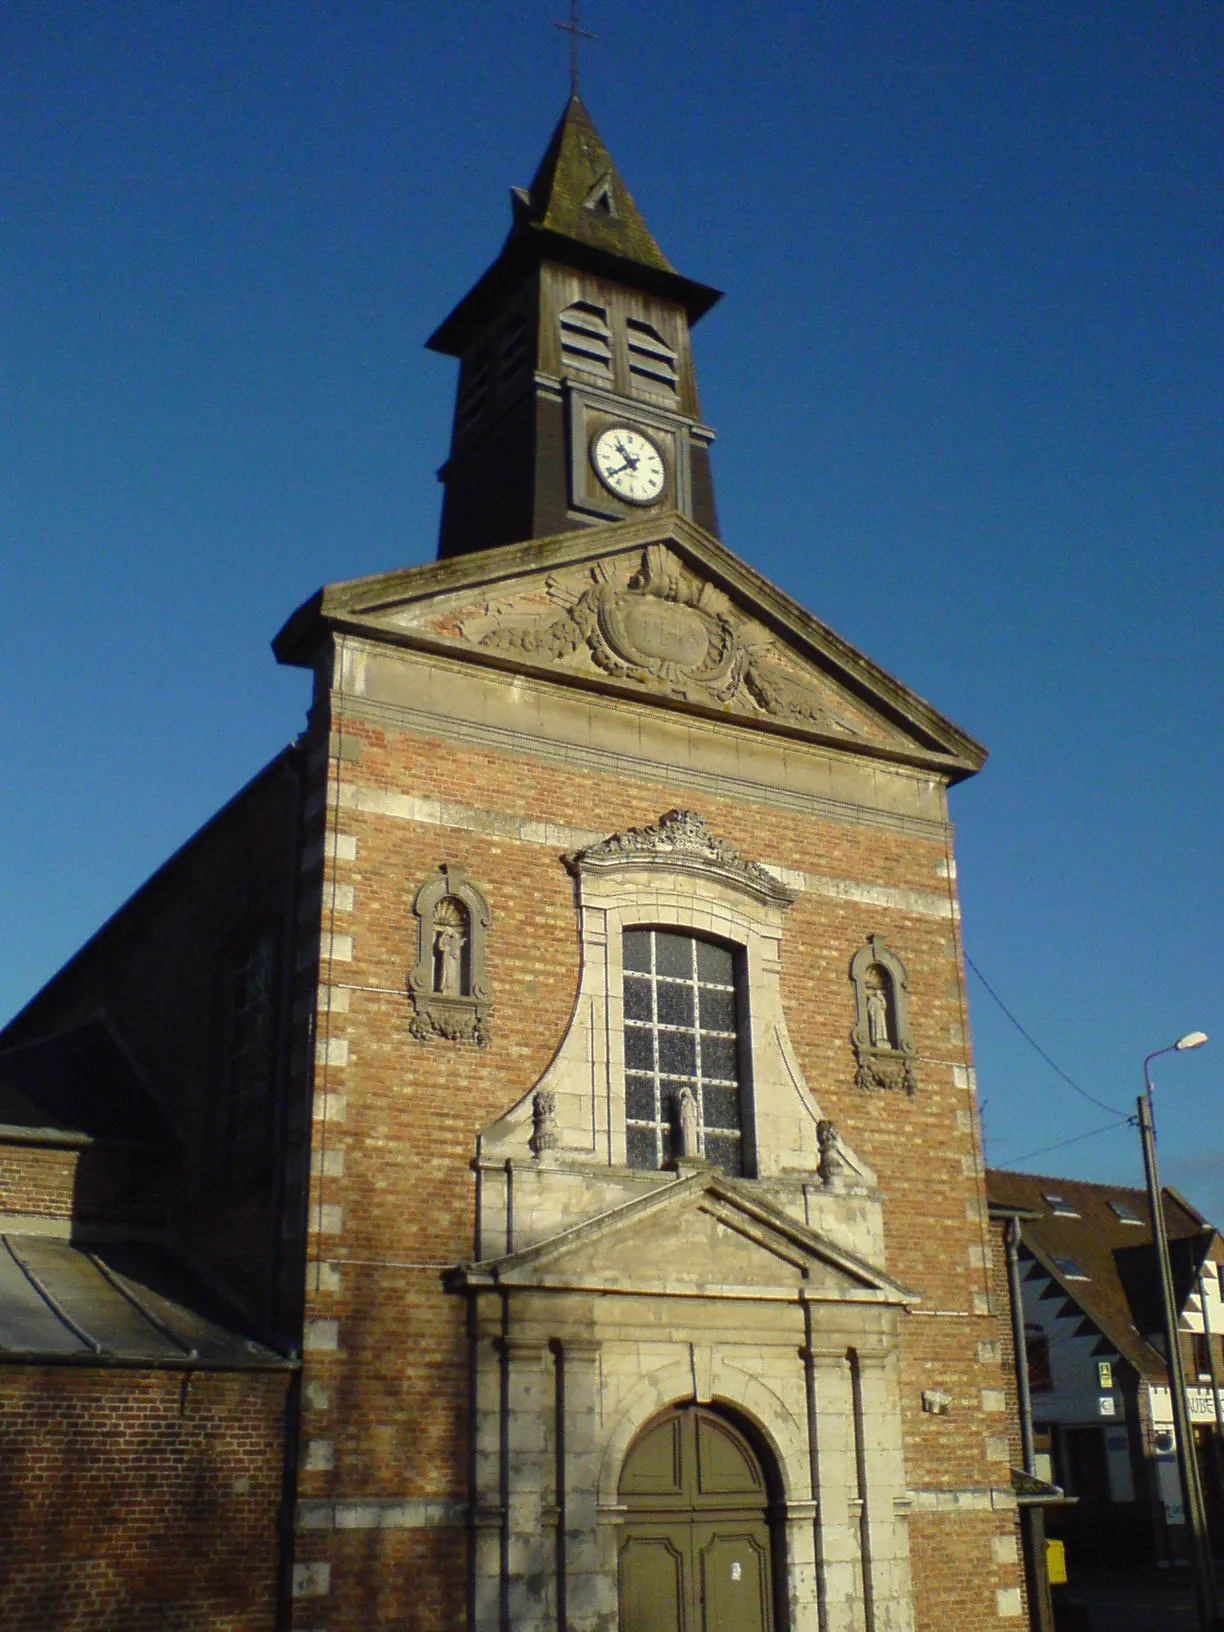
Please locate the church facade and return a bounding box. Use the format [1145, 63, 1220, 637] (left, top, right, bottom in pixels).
[1, 98, 1028, 1632]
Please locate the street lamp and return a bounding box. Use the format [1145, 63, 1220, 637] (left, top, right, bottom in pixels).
[1138, 1031, 1216, 1629]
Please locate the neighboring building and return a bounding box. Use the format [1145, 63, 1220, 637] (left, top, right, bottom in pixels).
[986, 1168, 1224, 1569]
[2, 96, 1039, 1632]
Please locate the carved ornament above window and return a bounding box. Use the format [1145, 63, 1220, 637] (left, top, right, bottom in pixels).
[850, 934, 917, 1094]
[407, 864, 492, 1046]
[568, 807, 795, 908]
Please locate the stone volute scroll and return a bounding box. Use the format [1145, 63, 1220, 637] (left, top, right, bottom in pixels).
[850, 934, 917, 1094]
[407, 864, 492, 1046]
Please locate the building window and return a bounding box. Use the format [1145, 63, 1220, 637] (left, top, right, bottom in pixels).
[559, 300, 612, 380]
[457, 346, 493, 433]
[1193, 1333, 1213, 1378]
[499, 312, 528, 388]
[622, 928, 743, 1176]
[626, 317, 678, 397]
[1044, 1192, 1080, 1218]
[1109, 1198, 1143, 1225]
[1026, 1324, 1054, 1392]
[216, 930, 277, 1188]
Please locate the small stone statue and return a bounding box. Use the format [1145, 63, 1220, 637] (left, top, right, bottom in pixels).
[677, 1087, 700, 1160]
[530, 1089, 559, 1158]
[434, 923, 465, 996]
[817, 1119, 847, 1190]
[866, 981, 891, 1049]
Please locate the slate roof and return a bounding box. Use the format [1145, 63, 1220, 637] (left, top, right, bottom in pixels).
[428, 96, 721, 356]
[0, 1234, 288, 1368]
[519, 94, 674, 273]
[0, 1017, 173, 1144]
[987, 1168, 1217, 1381]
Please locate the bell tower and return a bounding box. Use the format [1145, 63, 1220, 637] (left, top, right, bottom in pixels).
[427, 96, 722, 559]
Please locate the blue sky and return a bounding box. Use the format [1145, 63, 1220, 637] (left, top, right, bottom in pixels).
[2, 4, 1221, 1214]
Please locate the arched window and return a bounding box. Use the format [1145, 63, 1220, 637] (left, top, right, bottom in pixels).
[622, 928, 744, 1176]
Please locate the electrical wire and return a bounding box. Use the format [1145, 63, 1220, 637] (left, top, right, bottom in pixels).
[963, 950, 1126, 1117]
[992, 1116, 1132, 1171]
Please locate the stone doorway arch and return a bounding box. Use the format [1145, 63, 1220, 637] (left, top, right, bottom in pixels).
[617, 1404, 777, 1632]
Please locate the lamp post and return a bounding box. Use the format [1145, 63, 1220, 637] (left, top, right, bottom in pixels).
[1138, 1031, 1216, 1629]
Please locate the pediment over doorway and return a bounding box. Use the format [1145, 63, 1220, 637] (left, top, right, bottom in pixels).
[453, 1170, 915, 1305]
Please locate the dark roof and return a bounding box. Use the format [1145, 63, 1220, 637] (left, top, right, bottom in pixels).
[0, 1234, 288, 1368]
[521, 94, 674, 273]
[987, 1168, 1216, 1380]
[0, 1018, 173, 1144]
[428, 96, 721, 356]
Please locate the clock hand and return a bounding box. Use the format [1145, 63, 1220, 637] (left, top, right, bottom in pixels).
[613, 438, 640, 469]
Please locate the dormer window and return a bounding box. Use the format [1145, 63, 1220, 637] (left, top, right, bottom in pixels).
[1043, 1193, 1079, 1218]
[559, 300, 612, 381]
[1053, 1255, 1089, 1281]
[1109, 1199, 1143, 1226]
[626, 318, 678, 397]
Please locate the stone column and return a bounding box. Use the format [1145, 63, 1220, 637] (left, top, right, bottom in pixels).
[804, 1344, 863, 1632]
[854, 1352, 915, 1632]
[471, 1333, 505, 1632]
[556, 1339, 615, 1632]
[499, 1337, 553, 1632]
[781, 1498, 821, 1632]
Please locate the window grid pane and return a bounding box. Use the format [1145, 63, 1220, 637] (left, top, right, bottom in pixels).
[623, 929, 743, 1175]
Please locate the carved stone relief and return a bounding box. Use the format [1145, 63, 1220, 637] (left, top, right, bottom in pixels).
[850, 934, 917, 1094]
[407, 864, 492, 1046]
[567, 807, 796, 907]
[389, 544, 902, 744]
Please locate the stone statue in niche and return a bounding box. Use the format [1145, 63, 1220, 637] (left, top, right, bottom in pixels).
[850, 935, 917, 1095]
[407, 865, 492, 1046]
[676, 1087, 700, 1161]
[865, 967, 893, 1050]
[432, 898, 469, 996]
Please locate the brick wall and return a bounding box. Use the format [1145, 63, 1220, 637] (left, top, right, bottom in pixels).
[0, 1365, 290, 1632]
[0, 1139, 178, 1228]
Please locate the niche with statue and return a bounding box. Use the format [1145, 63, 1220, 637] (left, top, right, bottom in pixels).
[407, 864, 492, 1045]
[849, 934, 917, 1094]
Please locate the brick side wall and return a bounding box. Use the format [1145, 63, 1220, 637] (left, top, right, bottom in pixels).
[1, 751, 303, 1324]
[0, 1366, 290, 1632]
[0, 1141, 179, 1228]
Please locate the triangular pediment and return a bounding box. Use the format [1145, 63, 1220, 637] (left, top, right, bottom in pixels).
[275, 514, 986, 779]
[457, 1171, 913, 1305]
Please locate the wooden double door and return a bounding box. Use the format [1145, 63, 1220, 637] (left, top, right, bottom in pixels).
[618, 1406, 775, 1632]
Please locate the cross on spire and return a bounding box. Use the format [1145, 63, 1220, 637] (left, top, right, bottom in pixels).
[553, 0, 596, 96]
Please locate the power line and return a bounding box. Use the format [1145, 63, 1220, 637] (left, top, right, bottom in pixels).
[964, 950, 1126, 1117]
[992, 1117, 1133, 1171]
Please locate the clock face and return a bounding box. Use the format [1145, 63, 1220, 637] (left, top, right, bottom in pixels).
[590, 426, 666, 505]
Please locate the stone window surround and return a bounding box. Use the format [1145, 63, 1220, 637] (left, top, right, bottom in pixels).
[478, 810, 876, 1193]
[516, 811, 833, 1180]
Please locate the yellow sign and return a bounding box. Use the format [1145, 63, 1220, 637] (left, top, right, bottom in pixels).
[1046, 1538, 1067, 1587]
[1098, 1361, 1113, 1390]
